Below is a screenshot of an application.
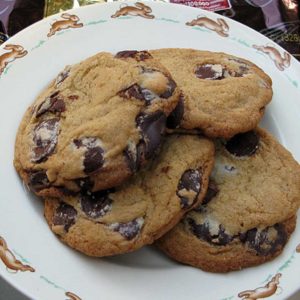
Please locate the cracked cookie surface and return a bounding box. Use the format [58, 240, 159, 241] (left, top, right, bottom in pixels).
[44, 134, 215, 257]
[14, 51, 180, 196]
[151, 48, 273, 138]
[157, 128, 300, 272]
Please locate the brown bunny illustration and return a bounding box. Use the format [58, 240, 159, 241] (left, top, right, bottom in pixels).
[111, 2, 154, 19]
[0, 236, 35, 272]
[65, 291, 82, 300]
[186, 16, 229, 37]
[253, 44, 291, 71]
[47, 13, 83, 37]
[238, 273, 282, 300]
[0, 44, 27, 75]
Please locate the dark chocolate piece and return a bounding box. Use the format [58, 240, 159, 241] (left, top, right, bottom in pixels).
[53, 202, 77, 232]
[225, 130, 259, 157]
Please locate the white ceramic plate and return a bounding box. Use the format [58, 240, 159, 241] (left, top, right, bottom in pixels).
[1, 2, 300, 299]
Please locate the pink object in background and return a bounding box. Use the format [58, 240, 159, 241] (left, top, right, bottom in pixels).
[170, 0, 231, 11]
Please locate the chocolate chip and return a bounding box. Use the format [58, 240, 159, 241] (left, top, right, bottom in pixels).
[84, 147, 104, 174]
[32, 118, 59, 163]
[118, 83, 159, 105]
[136, 111, 167, 160]
[55, 67, 70, 87]
[53, 202, 77, 232]
[166, 94, 184, 129]
[195, 64, 245, 80]
[160, 77, 177, 99]
[195, 64, 225, 80]
[76, 177, 94, 191]
[109, 217, 144, 240]
[225, 131, 259, 157]
[115, 50, 152, 61]
[28, 170, 50, 191]
[138, 51, 152, 61]
[177, 169, 202, 209]
[241, 223, 287, 256]
[73, 137, 105, 175]
[36, 92, 66, 117]
[202, 179, 219, 205]
[228, 58, 250, 74]
[118, 84, 145, 101]
[188, 218, 233, 245]
[73, 139, 83, 148]
[125, 111, 167, 172]
[115, 50, 139, 58]
[58, 188, 78, 196]
[217, 226, 233, 245]
[80, 190, 112, 219]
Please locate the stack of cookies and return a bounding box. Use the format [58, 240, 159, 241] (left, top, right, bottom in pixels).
[14, 48, 300, 272]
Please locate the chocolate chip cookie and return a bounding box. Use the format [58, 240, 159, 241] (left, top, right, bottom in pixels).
[157, 128, 300, 272]
[14, 50, 180, 197]
[150, 49, 273, 138]
[44, 134, 215, 257]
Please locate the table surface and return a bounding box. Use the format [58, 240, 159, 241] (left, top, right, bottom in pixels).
[0, 275, 299, 300]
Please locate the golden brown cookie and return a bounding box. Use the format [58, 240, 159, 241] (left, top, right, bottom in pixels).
[44, 134, 215, 257]
[157, 128, 300, 272]
[151, 48, 273, 138]
[14, 50, 180, 197]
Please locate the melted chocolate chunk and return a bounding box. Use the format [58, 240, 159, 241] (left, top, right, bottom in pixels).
[36, 91, 65, 117]
[84, 147, 104, 174]
[188, 218, 233, 245]
[124, 140, 148, 173]
[118, 84, 159, 105]
[115, 50, 152, 61]
[73, 137, 104, 175]
[137, 51, 153, 61]
[188, 215, 287, 254]
[55, 67, 70, 87]
[28, 170, 50, 191]
[177, 169, 202, 209]
[166, 94, 184, 129]
[136, 111, 167, 160]
[225, 131, 259, 157]
[160, 77, 177, 99]
[32, 118, 59, 163]
[241, 223, 287, 256]
[80, 190, 112, 219]
[115, 50, 139, 58]
[109, 217, 144, 240]
[228, 58, 250, 74]
[118, 84, 145, 101]
[124, 145, 136, 173]
[53, 202, 77, 232]
[195, 63, 245, 80]
[76, 177, 94, 191]
[202, 179, 219, 205]
[195, 64, 225, 80]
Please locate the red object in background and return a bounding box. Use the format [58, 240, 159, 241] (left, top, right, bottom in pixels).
[170, 0, 231, 11]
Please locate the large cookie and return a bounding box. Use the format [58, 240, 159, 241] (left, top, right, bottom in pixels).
[44, 134, 214, 257]
[151, 48, 273, 138]
[157, 128, 300, 272]
[14, 50, 180, 197]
